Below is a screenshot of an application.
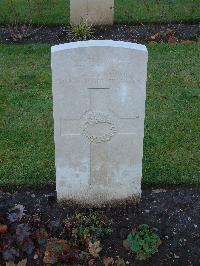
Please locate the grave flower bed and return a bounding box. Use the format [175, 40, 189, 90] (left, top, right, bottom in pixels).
[0, 188, 200, 265]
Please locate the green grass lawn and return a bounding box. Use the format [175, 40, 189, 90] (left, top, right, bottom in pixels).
[0, 44, 200, 187]
[0, 43, 199, 188]
[0, 0, 199, 25]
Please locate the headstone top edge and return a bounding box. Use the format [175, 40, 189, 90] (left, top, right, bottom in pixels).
[51, 40, 147, 54]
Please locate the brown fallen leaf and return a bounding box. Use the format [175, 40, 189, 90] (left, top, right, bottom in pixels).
[115, 258, 126, 266]
[0, 224, 8, 234]
[6, 259, 27, 266]
[103, 256, 114, 266]
[180, 40, 196, 44]
[150, 33, 160, 40]
[88, 241, 102, 257]
[35, 228, 48, 239]
[149, 41, 157, 45]
[157, 239, 162, 247]
[16, 259, 27, 266]
[166, 28, 173, 36]
[43, 250, 57, 265]
[88, 258, 97, 266]
[168, 35, 178, 43]
[122, 239, 130, 250]
[5, 262, 15, 266]
[43, 238, 70, 264]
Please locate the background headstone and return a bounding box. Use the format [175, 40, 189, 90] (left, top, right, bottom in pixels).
[51, 40, 148, 206]
[70, 0, 114, 25]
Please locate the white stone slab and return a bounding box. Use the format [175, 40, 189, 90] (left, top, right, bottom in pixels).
[70, 0, 114, 25]
[51, 40, 148, 206]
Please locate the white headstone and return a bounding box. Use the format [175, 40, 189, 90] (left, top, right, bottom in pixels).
[70, 0, 114, 25]
[51, 40, 148, 206]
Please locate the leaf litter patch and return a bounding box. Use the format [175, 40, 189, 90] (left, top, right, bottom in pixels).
[0, 188, 200, 265]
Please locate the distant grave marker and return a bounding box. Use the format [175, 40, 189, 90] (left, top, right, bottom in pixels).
[70, 0, 114, 25]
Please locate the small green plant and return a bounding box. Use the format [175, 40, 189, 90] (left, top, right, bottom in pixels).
[77, 225, 112, 240]
[52, 242, 64, 253]
[71, 19, 93, 40]
[124, 224, 161, 260]
[64, 211, 112, 242]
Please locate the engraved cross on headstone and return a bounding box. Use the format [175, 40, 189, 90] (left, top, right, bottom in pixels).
[61, 88, 139, 186]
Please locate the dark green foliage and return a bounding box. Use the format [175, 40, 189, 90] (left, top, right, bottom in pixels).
[2, 207, 35, 261]
[16, 224, 30, 242]
[64, 211, 113, 241]
[126, 224, 161, 260]
[0, 207, 114, 264]
[52, 243, 64, 253]
[77, 225, 112, 239]
[2, 247, 19, 261]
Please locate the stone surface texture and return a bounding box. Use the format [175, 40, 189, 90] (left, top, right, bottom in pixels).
[51, 40, 148, 205]
[70, 0, 114, 25]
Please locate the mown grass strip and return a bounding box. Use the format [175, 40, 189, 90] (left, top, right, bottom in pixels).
[0, 43, 199, 188]
[0, 0, 199, 26]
